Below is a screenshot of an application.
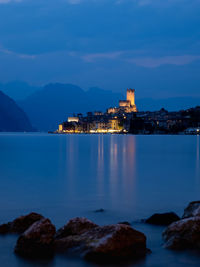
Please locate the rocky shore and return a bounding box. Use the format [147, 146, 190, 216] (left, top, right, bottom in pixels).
[1, 201, 200, 264]
[163, 201, 200, 249]
[0, 214, 148, 263]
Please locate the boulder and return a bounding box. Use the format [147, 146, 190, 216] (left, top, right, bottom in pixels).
[163, 216, 200, 249]
[83, 224, 147, 262]
[15, 218, 56, 258]
[0, 222, 12, 234]
[182, 201, 200, 218]
[0, 212, 44, 234]
[145, 212, 180, 226]
[55, 217, 98, 239]
[94, 209, 105, 213]
[55, 218, 147, 262]
[118, 221, 131, 226]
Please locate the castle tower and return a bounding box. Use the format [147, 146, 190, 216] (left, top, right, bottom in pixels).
[126, 89, 135, 106]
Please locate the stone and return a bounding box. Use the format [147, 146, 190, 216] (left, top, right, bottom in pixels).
[163, 216, 200, 249]
[182, 201, 200, 218]
[55, 217, 98, 239]
[55, 219, 147, 262]
[15, 218, 56, 258]
[118, 221, 131, 226]
[0, 223, 11, 234]
[83, 224, 147, 262]
[94, 209, 105, 213]
[145, 212, 180, 225]
[54, 235, 84, 252]
[0, 212, 44, 234]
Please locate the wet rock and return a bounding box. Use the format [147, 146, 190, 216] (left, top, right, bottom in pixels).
[0, 223, 11, 234]
[54, 234, 84, 252]
[10, 212, 44, 233]
[83, 224, 147, 262]
[55, 218, 147, 262]
[182, 201, 200, 218]
[145, 212, 180, 226]
[55, 217, 98, 239]
[94, 209, 105, 213]
[118, 221, 131, 226]
[15, 218, 56, 258]
[0, 212, 44, 234]
[163, 216, 200, 249]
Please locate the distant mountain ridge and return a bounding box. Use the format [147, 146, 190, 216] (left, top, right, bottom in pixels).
[0, 80, 199, 132]
[19, 83, 123, 131]
[136, 97, 200, 112]
[0, 81, 40, 101]
[18, 82, 200, 131]
[0, 90, 33, 132]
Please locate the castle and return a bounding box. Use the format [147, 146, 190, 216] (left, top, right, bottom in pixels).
[107, 88, 137, 114]
[57, 88, 200, 135]
[58, 88, 137, 134]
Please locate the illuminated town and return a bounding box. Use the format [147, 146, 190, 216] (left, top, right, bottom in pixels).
[57, 88, 200, 135]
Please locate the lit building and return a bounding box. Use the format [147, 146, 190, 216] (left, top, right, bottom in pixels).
[119, 100, 130, 107]
[107, 107, 118, 114]
[57, 88, 137, 134]
[68, 117, 79, 123]
[94, 111, 103, 116]
[58, 124, 63, 132]
[107, 88, 137, 114]
[127, 89, 136, 107]
[109, 119, 122, 131]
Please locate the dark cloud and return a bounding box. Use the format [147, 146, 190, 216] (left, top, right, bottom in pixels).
[0, 0, 199, 97]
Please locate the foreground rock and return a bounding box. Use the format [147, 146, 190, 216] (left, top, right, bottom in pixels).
[55, 217, 98, 239]
[15, 218, 56, 258]
[0, 212, 44, 234]
[145, 212, 180, 226]
[182, 201, 200, 218]
[55, 217, 147, 262]
[94, 209, 105, 213]
[118, 221, 131, 226]
[163, 216, 200, 249]
[83, 224, 147, 262]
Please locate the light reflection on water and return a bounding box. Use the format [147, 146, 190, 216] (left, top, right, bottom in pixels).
[196, 135, 200, 184]
[0, 133, 200, 267]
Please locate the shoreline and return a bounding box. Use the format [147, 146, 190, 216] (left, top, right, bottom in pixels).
[50, 131, 200, 136]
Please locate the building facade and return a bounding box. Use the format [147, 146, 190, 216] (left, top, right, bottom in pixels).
[108, 88, 137, 114]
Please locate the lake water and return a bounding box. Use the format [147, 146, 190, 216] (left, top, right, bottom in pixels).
[0, 133, 200, 267]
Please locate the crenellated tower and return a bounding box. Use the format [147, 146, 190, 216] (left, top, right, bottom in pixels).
[126, 89, 135, 106]
[108, 88, 137, 114]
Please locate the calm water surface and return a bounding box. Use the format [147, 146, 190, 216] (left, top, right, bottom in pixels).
[0, 133, 200, 267]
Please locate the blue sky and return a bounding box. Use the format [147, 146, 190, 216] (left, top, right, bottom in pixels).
[0, 0, 200, 98]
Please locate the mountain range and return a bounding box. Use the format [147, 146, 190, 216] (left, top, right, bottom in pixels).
[0, 90, 33, 132]
[0, 81, 40, 101]
[18, 84, 123, 131]
[0, 81, 199, 131]
[18, 83, 200, 131]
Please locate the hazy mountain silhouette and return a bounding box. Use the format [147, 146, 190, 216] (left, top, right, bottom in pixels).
[0, 81, 40, 101]
[86, 87, 123, 110]
[0, 91, 33, 132]
[19, 84, 123, 131]
[17, 82, 200, 131]
[137, 97, 200, 111]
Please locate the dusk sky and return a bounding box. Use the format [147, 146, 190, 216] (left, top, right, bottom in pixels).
[0, 0, 200, 98]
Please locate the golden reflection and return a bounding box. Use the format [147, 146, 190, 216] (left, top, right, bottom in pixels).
[97, 135, 105, 196]
[107, 135, 136, 208]
[121, 136, 137, 207]
[109, 135, 119, 207]
[61, 135, 137, 208]
[58, 135, 67, 177]
[65, 135, 77, 197]
[98, 135, 104, 162]
[196, 135, 200, 182]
